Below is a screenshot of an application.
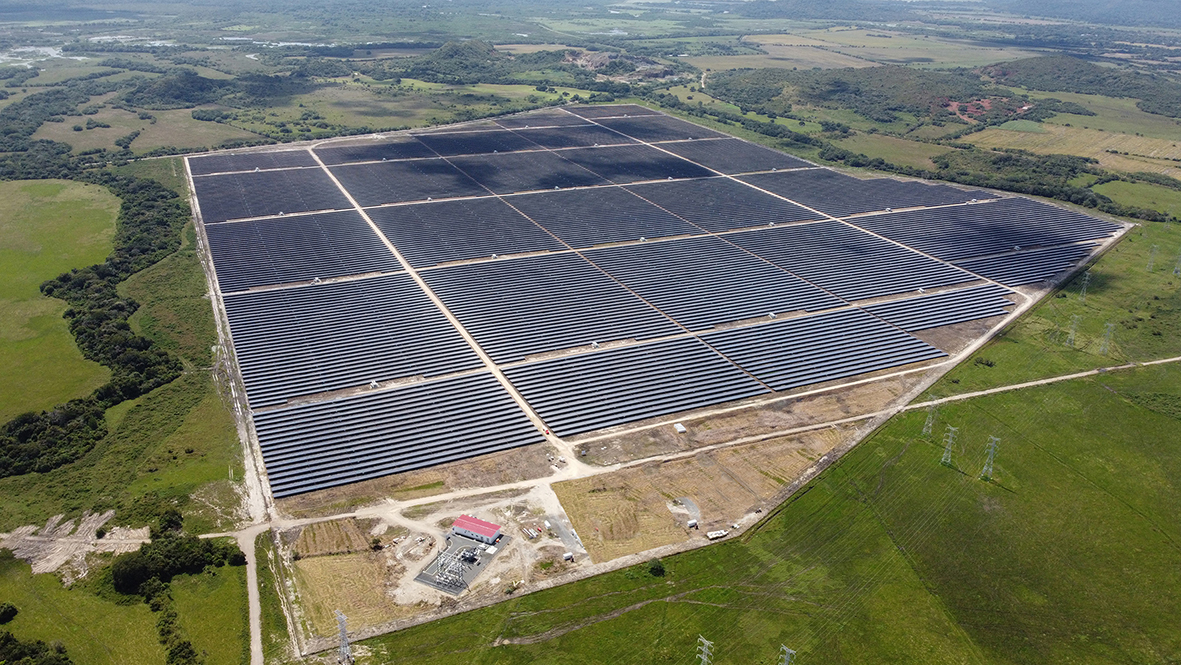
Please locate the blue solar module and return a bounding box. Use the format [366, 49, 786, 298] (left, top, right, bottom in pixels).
[625, 178, 823, 232]
[494, 110, 593, 128]
[331, 159, 488, 207]
[510, 124, 637, 149]
[583, 236, 844, 330]
[566, 104, 659, 118]
[955, 243, 1097, 286]
[448, 151, 609, 194]
[701, 309, 947, 391]
[420, 253, 681, 363]
[861, 284, 1014, 332]
[658, 138, 813, 175]
[314, 138, 436, 166]
[558, 144, 715, 184]
[254, 373, 543, 497]
[194, 169, 352, 223]
[593, 115, 727, 142]
[503, 337, 768, 436]
[367, 197, 566, 268]
[412, 129, 540, 156]
[223, 274, 482, 407]
[846, 197, 1121, 262]
[726, 220, 977, 301]
[740, 169, 994, 218]
[504, 186, 702, 248]
[188, 150, 318, 176]
[205, 210, 400, 292]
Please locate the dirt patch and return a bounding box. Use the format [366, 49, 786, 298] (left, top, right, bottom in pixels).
[911, 314, 1009, 354]
[0, 512, 149, 584]
[292, 552, 415, 637]
[555, 426, 853, 562]
[294, 518, 372, 558]
[275, 443, 555, 520]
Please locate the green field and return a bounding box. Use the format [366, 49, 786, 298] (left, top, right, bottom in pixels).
[1093, 180, 1181, 217]
[257, 534, 295, 664]
[0, 180, 118, 422]
[0, 551, 163, 665]
[834, 132, 953, 169]
[172, 563, 250, 665]
[927, 219, 1181, 398]
[354, 360, 1181, 663]
[1033, 91, 1181, 141]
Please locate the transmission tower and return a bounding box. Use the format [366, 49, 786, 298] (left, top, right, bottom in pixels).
[981, 436, 1000, 481]
[1065, 315, 1081, 348]
[696, 635, 714, 665]
[335, 610, 353, 664]
[1148, 244, 1159, 272]
[941, 425, 959, 467]
[1100, 322, 1115, 355]
[1173, 248, 1181, 276]
[779, 645, 797, 665]
[922, 405, 937, 437]
[1079, 270, 1092, 302]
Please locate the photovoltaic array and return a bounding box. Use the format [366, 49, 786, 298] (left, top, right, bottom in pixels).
[188, 105, 1123, 496]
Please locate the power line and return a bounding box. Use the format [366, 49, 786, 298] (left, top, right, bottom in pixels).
[981, 436, 1000, 481]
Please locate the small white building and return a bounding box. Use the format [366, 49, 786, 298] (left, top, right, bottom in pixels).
[452, 515, 502, 544]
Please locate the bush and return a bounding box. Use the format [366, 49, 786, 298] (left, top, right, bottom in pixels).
[0, 631, 73, 665]
[0, 602, 16, 624]
[649, 558, 666, 577]
[111, 533, 244, 594]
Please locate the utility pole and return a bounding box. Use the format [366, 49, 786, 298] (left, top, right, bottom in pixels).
[696, 635, 714, 665]
[779, 645, 797, 665]
[1100, 322, 1115, 355]
[981, 436, 1000, 481]
[1079, 270, 1091, 302]
[922, 405, 937, 437]
[335, 610, 353, 664]
[941, 425, 959, 467]
[1065, 314, 1080, 348]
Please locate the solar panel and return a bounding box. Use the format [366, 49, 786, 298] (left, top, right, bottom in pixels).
[955, 243, 1098, 286]
[583, 236, 844, 330]
[204, 210, 400, 292]
[510, 124, 637, 149]
[420, 253, 681, 363]
[740, 169, 993, 218]
[193, 169, 352, 223]
[254, 372, 542, 497]
[701, 309, 947, 391]
[625, 178, 823, 232]
[593, 116, 727, 142]
[367, 197, 566, 268]
[558, 144, 715, 184]
[727, 220, 977, 301]
[331, 159, 488, 207]
[412, 129, 540, 156]
[447, 151, 609, 194]
[503, 337, 768, 436]
[847, 197, 1121, 262]
[504, 186, 701, 248]
[187, 150, 318, 176]
[565, 104, 659, 118]
[223, 274, 482, 407]
[862, 284, 1014, 332]
[494, 110, 593, 128]
[658, 138, 813, 174]
[314, 139, 436, 165]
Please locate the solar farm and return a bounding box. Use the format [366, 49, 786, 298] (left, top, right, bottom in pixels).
[186, 104, 1124, 500]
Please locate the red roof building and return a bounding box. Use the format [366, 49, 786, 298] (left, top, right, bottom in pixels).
[452, 515, 502, 544]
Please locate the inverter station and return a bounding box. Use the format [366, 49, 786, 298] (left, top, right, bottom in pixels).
[186, 105, 1122, 498]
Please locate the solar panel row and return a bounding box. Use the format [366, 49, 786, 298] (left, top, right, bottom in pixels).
[254, 372, 542, 497]
[447, 151, 609, 194]
[700, 308, 948, 391]
[223, 274, 482, 407]
[740, 169, 994, 218]
[955, 243, 1098, 286]
[592, 115, 727, 142]
[420, 252, 682, 363]
[583, 236, 844, 330]
[565, 104, 659, 118]
[861, 284, 1014, 332]
[204, 211, 400, 292]
[557, 144, 715, 184]
[625, 178, 823, 232]
[726, 220, 977, 301]
[194, 169, 351, 223]
[504, 337, 768, 436]
[331, 159, 488, 207]
[315, 139, 436, 166]
[504, 186, 700, 248]
[188, 150, 318, 176]
[658, 138, 814, 175]
[493, 109, 594, 128]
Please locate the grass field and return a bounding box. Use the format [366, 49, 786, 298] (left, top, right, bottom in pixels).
[970, 123, 1181, 177]
[172, 563, 250, 665]
[796, 27, 1045, 68]
[0, 551, 163, 665]
[354, 358, 1181, 663]
[0, 180, 117, 422]
[256, 534, 295, 664]
[685, 38, 875, 72]
[834, 132, 953, 169]
[1093, 180, 1181, 216]
[1032, 91, 1181, 141]
[32, 105, 262, 154]
[925, 219, 1181, 398]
